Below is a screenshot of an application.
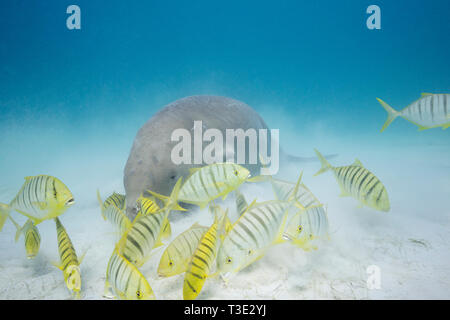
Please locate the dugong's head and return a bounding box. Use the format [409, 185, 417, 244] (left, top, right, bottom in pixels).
[123, 119, 192, 219]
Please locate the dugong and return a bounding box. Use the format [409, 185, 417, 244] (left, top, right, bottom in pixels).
[124, 95, 316, 219]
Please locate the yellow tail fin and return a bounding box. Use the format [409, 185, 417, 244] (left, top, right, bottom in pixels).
[147, 177, 187, 212]
[313, 149, 332, 176]
[0, 203, 11, 232]
[377, 98, 400, 132]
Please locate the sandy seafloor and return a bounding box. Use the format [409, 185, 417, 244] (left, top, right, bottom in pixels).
[0, 130, 449, 300]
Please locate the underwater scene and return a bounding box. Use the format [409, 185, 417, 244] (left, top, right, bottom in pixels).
[0, 1, 449, 300]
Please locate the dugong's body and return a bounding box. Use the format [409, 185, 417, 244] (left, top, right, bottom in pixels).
[124, 95, 270, 218]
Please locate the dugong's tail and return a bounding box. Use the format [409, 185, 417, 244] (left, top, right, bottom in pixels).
[284, 153, 338, 163]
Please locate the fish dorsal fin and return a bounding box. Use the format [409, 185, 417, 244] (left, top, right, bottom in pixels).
[421, 93, 433, 97]
[190, 222, 202, 229]
[189, 167, 201, 175]
[24, 176, 33, 181]
[288, 171, 303, 202]
[352, 159, 363, 167]
[241, 198, 257, 216]
[161, 218, 172, 239]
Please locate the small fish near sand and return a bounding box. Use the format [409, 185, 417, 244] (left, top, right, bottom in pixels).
[314, 149, 390, 212]
[105, 249, 156, 300]
[149, 163, 251, 210]
[9, 216, 41, 259]
[0, 175, 75, 231]
[377, 93, 450, 132]
[53, 217, 85, 299]
[183, 209, 228, 300]
[117, 178, 184, 267]
[217, 200, 291, 278]
[158, 222, 209, 278]
[97, 191, 131, 236]
[283, 205, 330, 251]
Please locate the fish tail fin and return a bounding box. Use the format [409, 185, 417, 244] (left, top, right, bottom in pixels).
[313, 149, 332, 176]
[8, 216, 22, 242]
[146, 179, 186, 212]
[165, 177, 186, 212]
[377, 98, 400, 132]
[0, 203, 11, 232]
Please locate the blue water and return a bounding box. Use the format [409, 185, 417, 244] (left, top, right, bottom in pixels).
[0, 1, 449, 299]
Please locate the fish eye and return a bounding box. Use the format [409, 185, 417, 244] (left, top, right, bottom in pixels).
[136, 291, 141, 298]
[234, 170, 238, 176]
[170, 175, 176, 180]
[226, 257, 232, 264]
[169, 261, 173, 266]
[298, 226, 302, 232]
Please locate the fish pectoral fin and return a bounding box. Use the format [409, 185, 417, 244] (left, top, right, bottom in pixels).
[291, 238, 315, 251]
[51, 261, 63, 270]
[417, 125, 430, 131]
[198, 201, 210, 210]
[78, 248, 89, 265]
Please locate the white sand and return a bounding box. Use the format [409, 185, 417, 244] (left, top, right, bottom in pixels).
[1, 140, 449, 300]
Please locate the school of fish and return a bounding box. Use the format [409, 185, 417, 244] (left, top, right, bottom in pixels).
[0, 92, 447, 299]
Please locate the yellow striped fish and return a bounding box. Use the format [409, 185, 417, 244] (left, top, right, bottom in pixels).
[183, 210, 228, 300]
[158, 222, 208, 278]
[136, 196, 159, 215]
[117, 178, 184, 267]
[97, 191, 131, 236]
[54, 217, 84, 299]
[234, 189, 248, 216]
[105, 249, 156, 300]
[217, 200, 291, 277]
[377, 93, 450, 132]
[97, 191, 126, 213]
[136, 196, 171, 241]
[149, 163, 250, 209]
[270, 174, 322, 209]
[314, 149, 390, 212]
[9, 216, 41, 259]
[0, 175, 74, 231]
[208, 202, 233, 233]
[283, 205, 330, 251]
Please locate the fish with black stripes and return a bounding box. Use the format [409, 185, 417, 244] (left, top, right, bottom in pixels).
[158, 222, 209, 278]
[9, 216, 41, 259]
[97, 191, 126, 212]
[216, 200, 291, 278]
[314, 149, 390, 212]
[234, 189, 248, 216]
[149, 163, 251, 210]
[269, 173, 323, 209]
[97, 190, 131, 236]
[136, 196, 171, 241]
[53, 217, 85, 299]
[377, 93, 450, 132]
[104, 248, 156, 300]
[116, 178, 184, 267]
[183, 208, 228, 300]
[283, 205, 330, 251]
[0, 175, 74, 231]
